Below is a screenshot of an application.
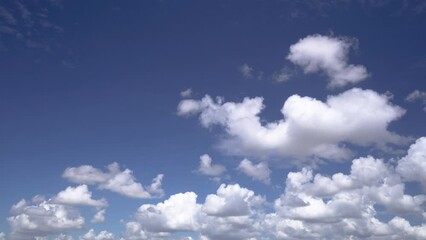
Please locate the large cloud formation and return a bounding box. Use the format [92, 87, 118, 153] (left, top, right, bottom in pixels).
[287, 34, 369, 88]
[5, 138, 426, 239]
[178, 88, 407, 160]
[120, 140, 425, 240]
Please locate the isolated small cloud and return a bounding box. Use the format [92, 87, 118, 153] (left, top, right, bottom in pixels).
[406, 90, 426, 111]
[196, 154, 227, 177]
[52, 185, 107, 208]
[180, 88, 192, 98]
[237, 159, 271, 184]
[63, 163, 164, 199]
[397, 137, 426, 188]
[287, 34, 368, 88]
[238, 63, 254, 79]
[272, 67, 292, 83]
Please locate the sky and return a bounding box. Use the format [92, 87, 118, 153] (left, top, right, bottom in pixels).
[1, 0, 426, 239]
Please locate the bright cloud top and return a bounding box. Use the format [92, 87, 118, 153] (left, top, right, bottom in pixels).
[178, 88, 407, 160]
[52, 185, 107, 208]
[62, 162, 164, 199]
[287, 34, 368, 88]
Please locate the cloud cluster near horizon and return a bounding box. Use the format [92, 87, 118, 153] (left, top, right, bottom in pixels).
[4, 138, 426, 239]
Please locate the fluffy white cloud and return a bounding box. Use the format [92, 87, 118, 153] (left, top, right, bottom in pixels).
[238, 63, 254, 79]
[52, 185, 107, 208]
[287, 34, 368, 88]
[178, 88, 407, 160]
[196, 154, 226, 177]
[62, 163, 164, 199]
[79, 229, 115, 240]
[91, 209, 106, 224]
[0, 233, 5, 240]
[202, 184, 264, 217]
[8, 201, 84, 240]
[134, 192, 201, 232]
[237, 159, 271, 184]
[397, 137, 426, 187]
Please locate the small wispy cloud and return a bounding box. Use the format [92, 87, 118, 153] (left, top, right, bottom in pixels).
[180, 88, 192, 98]
[238, 63, 254, 79]
[406, 90, 426, 111]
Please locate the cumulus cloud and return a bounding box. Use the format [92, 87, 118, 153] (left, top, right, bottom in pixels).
[287, 34, 368, 88]
[178, 88, 407, 160]
[7, 141, 426, 240]
[397, 137, 426, 188]
[406, 90, 426, 111]
[52, 185, 107, 208]
[79, 229, 115, 240]
[125, 184, 264, 240]
[121, 147, 426, 239]
[134, 192, 201, 232]
[196, 154, 227, 177]
[272, 67, 292, 83]
[62, 163, 164, 199]
[202, 183, 264, 217]
[8, 200, 84, 240]
[237, 159, 271, 184]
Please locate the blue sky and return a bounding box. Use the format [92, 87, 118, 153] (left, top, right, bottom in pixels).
[1, 0, 426, 239]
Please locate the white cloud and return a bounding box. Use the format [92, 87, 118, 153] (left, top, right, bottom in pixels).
[79, 229, 115, 240]
[287, 34, 368, 88]
[196, 154, 227, 177]
[91, 209, 106, 224]
[8, 201, 84, 239]
[237, 159, 271, 184]
[52, 185, 107, 208]
[202, 183, 264, 217]
[406, 90, 426, 112]
[55, 234, 74, 240]
[397, 137, 426, 187]
[180, 88, 192, 98]
[178, 88, 407, 160]
[0, 232, 5, 240]
[238, 64, 254, 79]
[134, 192, 201, 232]
[62, 163, 164, 199]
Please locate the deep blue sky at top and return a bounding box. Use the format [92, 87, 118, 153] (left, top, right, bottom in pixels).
[1, 0, 426, 235]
